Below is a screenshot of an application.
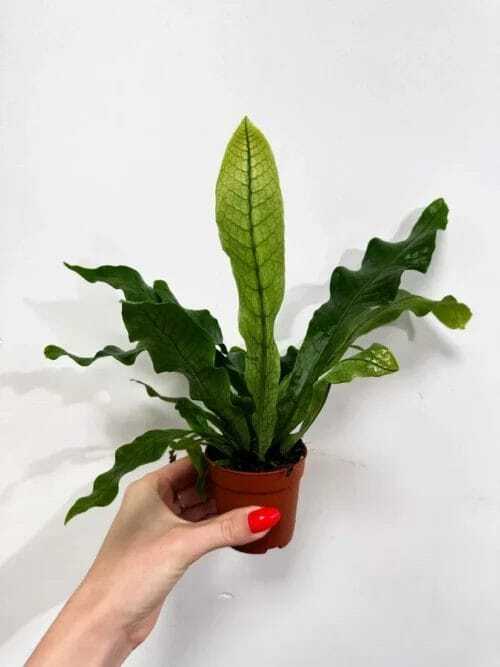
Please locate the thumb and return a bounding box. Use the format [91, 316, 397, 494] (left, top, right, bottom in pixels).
[182, 506, 281, 561]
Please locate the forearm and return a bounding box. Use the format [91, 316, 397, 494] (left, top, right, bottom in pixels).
[26, 581, 133, 667]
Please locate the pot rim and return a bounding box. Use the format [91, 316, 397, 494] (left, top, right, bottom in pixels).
[206, 445, 307, 477]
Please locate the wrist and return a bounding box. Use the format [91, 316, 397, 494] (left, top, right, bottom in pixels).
[27, 578, 134, 667]
[71, 582, 134, 651]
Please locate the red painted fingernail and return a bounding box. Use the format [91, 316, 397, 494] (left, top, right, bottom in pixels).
[248, 507, 281, 534]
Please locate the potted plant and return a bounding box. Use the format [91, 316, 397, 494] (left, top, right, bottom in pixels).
[45, 117, 471, 554]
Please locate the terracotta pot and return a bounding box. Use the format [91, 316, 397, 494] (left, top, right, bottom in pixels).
[206, 449, 306, 554]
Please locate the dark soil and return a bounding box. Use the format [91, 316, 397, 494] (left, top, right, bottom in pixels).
[206, 440, 306, 473]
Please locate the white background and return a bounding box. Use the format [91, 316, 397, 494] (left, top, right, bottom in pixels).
[1, 1, 499, 665]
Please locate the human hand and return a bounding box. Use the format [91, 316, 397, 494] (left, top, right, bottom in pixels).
[27, 457, 281, 666]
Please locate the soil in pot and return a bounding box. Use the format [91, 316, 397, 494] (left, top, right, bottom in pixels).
[206, 444, 307, 555]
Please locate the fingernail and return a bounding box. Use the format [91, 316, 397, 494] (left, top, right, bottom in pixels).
[248, 507, 281, 534]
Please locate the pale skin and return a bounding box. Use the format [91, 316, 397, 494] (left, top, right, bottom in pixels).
[26, 458, 270, 666]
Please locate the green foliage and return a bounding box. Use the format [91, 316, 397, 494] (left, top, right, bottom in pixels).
[45, 118, 472, 522]
[275, 199, 471, 439]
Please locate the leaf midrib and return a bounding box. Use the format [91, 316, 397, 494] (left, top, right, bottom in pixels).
[243, 118, 271, 396]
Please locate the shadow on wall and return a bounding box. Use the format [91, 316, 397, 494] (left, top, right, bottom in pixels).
[0, 445, 111, 506]
[0, 363, 187, 440]
[0, 365, 180, 506]
[24, 282, 123, 345]
[0, 365, 125, 406]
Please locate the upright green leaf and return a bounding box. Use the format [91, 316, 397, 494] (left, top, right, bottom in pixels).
[281, 344, 399, 452]
[216, 117, 285, 455]
[122, 300, 250, 448]
[277, 199, 471, 438]
[65, 429, 197, 522]
[44, 343, 145, 367]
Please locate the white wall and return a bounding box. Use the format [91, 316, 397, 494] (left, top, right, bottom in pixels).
[1, 1, 498, 665]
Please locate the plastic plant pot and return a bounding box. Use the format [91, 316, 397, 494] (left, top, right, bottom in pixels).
[207, 448, 307, 554]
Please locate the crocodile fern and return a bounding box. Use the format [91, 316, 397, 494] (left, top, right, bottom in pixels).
[46, 117, 471, 523]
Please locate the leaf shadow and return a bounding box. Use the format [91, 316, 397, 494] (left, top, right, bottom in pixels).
[0, 357, 192, 527]
[0, 367, 190, 495]
[1, 365, 129, 406]
[0, 445, 111, 506]
[24, 288, 123, 346]
[277, 207, 446, 344]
